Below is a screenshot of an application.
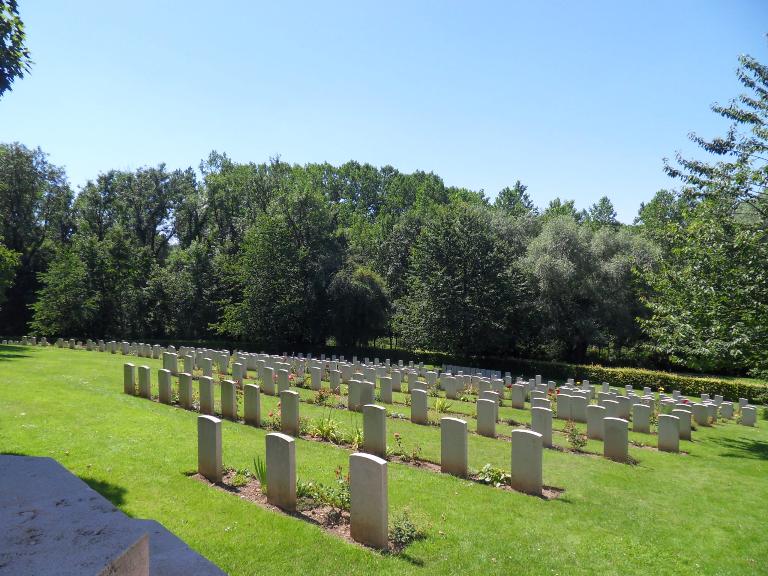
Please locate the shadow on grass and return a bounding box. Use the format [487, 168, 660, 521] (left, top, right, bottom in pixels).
[81, 476, 129, 509]
[391, 551, 426, 566]
[0, 345, 31, 362]
[711, 436, 768, 460]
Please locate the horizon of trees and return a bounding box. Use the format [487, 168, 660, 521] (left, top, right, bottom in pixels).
[1, 53, 766, 379]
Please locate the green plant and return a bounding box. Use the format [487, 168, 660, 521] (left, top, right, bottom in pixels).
[476, 463, 510, 487]
[308, 466, 351, 515]
[565, 420, 588, 452]
[264, 409, 281, 431]
[231, 468, 250, 487]
[344, 420, 364, 450]
[331, 465, 351, 511]
[311, 412, 343, 443]
[649, 409, 659, 428]
[292, 470, 351, 520]
[389, 509, 424, 549]
[296, 478, 315, 499]
[434, 397, 453, 413]
[390, 432, 421, 462]
[392, 432, 405, 457]
[297, 416, 311, 435]
[252, 456, 267, 492]
[311, 388, 333, 406]
[428, 386, 440, 397]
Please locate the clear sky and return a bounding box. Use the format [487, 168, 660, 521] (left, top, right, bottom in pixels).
[2, 1, 766, 222]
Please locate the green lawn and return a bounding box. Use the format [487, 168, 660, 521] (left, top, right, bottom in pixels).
[1, 345, 767, 575]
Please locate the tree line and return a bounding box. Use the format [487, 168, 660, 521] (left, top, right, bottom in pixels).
[1, 53, 766, 378]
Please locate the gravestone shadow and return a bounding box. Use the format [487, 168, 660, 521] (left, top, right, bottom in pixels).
[82, 477, 130, 509]
[0, 344, 31, 362]
[710, 435, 768, 460]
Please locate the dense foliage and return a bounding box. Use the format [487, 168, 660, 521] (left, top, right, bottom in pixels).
[639, 54, 768, 377]
[1, 53, 766, 378]
[0, 0, 31, 98]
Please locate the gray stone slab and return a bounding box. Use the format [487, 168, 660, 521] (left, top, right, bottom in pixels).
[0, 455, 224, 576]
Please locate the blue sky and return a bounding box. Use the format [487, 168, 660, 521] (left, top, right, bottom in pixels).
[2, 1, 766, 222]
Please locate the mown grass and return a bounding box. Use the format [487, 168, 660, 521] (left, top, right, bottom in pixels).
[1, 345, 767, 575]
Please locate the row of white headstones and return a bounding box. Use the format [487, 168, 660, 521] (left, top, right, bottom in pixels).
[16, 336, 763, 439]
[19, 335, 762, 449]
[114, 347, 757, 549]
[12, 337, 760, 549]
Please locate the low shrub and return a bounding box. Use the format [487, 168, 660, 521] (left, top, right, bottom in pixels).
[476, 463, 510, 487]
[389, 509, 425, 549]
[294, 467, 350, 517]
[434, 397, 452, 413]
[231, 468, 250, 487]
[311, 412, 343, 443]
[564, 420, 588, 452]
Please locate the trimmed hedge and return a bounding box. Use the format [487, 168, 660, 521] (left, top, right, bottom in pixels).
[497, 358, 768, 404]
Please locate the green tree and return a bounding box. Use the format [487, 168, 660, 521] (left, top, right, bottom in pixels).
[524, 215, 597, 360]
[30, 246, 97, 336]
[635, 189, 686, 242]
[541, 198, 585, 223]
[328, 265, 390, 348]
[664, 53, 768, 220]
[0, 238, 19, 309]
[643, 50, 768, 376]
[144, 240, 217, 339]
[0, 143, 72, 334]
[216, 172, 341, 346]
[640, 198, 768, 374]
[398, 202, 509, 356]
[0, 0, 32, 97]
[590, 226, 658, 348]
[587, 196, 618, 227]
[494, 181, 537, 217]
